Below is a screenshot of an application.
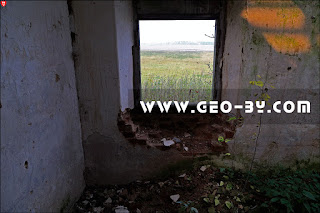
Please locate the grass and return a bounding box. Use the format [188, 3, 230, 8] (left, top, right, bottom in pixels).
[141, 51, 214, 102]
[248, 166, 320, 212]
[157, 158, 320, 213]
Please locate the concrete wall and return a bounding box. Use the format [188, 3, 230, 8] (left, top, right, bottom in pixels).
[1, 1, 85, 211]
[7, 0, 319, 210]
[114, 1, 135, 111]
[71, 0, 319, 185]
[222, 0, 320, 164]
[72, 1, 187, 185]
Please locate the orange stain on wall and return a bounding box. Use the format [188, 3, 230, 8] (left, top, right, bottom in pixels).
[241, 0, 312, 54]
[263, 33, 311, 54]
[241, 7, 305, 30]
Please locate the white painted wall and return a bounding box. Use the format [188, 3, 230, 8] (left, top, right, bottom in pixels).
[1, 1, 85, 211]
[114, 1, 135, 110]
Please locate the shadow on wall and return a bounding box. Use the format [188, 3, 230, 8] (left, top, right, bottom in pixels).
[241, 0, 319, 55]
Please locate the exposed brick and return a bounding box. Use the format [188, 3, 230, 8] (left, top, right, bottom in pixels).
[118, 109, 238, 155]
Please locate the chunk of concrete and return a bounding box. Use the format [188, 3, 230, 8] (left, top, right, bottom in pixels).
[170, 194, 180, 202]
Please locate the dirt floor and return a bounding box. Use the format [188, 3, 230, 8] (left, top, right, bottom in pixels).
[74, 158, 264, 213]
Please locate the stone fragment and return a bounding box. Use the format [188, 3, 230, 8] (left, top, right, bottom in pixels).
[200, 166, 207, 172]
[172, 137, 181, 143]
[115, 206, 130, 213]
[105, 197, 112, 204]
[93, 207, 104, 213]
[163, 140, 175, 147]
[184, 133, 191, 137]
[170, 194, 180, 202]
[179, 173, 186, 178]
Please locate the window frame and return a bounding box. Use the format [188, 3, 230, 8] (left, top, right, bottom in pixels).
[132, 7, 226, 110]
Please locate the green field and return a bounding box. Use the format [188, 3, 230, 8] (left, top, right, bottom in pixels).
[141, 51, 214, 102]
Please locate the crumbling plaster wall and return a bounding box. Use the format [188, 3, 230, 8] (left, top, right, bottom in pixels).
[72, 0, 319, 185]
[1, 1, 85, 212]
[222, 0, 320, 165]
[72, 1, 185, 185]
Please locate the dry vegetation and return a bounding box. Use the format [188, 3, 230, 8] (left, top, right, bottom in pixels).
[140, 51, 214, 102]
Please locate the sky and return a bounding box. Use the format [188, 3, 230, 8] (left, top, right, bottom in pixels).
[139, 20, 216, 44]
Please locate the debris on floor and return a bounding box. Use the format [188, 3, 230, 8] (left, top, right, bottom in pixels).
[170, 194, 180, 202]
[74, 162, 266, 213]
[163, 139, 175, 147]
